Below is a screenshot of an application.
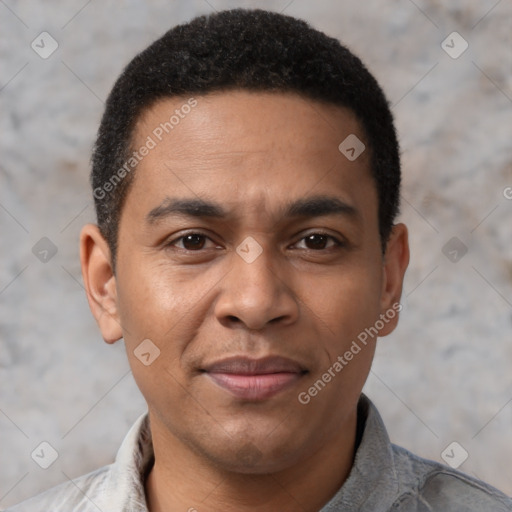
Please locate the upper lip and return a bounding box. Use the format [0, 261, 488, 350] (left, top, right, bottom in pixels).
[202, 356, 307, 375]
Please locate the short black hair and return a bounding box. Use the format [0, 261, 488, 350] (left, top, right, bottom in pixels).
[91, 8, 400, 270]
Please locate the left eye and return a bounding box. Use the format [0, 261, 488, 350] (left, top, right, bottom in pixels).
[293, 233, 342, 250]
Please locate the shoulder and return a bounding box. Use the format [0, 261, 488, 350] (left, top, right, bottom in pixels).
[5, 412, 152, 512]
[5, 464, 112, 512]
[390, 444, 512, 511]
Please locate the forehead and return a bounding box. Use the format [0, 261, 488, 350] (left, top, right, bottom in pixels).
[133, 90, 365, 156]
[127, 90, 376, 224]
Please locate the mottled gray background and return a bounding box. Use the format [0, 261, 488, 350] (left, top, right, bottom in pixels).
[1, 0, 511, 508]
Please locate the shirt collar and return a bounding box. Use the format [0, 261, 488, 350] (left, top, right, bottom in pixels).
[319, 393, 399, 511]
[101, 393, 398, 511]
[102, 412, 153, 511]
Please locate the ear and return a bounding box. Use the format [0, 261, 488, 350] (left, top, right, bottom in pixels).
[80, 224, 123, 344]
[378, 223, 410, 336]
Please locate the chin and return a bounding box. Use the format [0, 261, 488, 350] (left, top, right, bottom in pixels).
[201, 434, 306, 475]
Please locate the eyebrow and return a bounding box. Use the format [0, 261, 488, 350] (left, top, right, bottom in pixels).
[146, 195, 360, 225]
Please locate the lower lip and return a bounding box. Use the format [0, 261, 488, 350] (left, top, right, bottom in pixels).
[206, 372, 303, 401]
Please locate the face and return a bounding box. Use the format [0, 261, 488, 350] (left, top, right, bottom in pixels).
[81, 90, 408, 474]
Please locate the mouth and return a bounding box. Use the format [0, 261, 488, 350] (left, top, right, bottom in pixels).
[202, 356, 308, 401]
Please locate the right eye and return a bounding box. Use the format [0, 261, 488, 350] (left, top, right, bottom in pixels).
[167, 233, 208, 251]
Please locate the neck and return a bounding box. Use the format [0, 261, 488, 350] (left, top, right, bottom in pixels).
[145, 410, 359, 512]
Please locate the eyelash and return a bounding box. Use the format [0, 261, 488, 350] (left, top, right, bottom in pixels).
[166, 231, 345, 252]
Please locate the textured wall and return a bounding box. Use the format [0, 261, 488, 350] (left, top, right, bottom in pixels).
[1, 0, 511, 508]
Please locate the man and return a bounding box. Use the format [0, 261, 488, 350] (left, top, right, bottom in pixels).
[8, 8, 511, 512]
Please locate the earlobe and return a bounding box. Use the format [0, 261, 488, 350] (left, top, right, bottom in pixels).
[378, 223, 410, 337]
[80, 224, 123, 344]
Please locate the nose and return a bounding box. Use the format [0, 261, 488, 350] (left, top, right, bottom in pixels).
[214, 242, 299, 331]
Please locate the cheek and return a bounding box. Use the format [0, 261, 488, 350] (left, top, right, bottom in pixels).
[116, 274, 171, 337]
[298, 268, 381, 414]
[115, 264, 198, 411]
[116, 253, 188, 323]
[115, 258, 223, 372]
[300, 263, 383, 336]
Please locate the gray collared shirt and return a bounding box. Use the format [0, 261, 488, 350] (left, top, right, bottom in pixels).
[7, 394, 512, 511]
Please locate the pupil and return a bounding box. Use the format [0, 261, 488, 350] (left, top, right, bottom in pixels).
[307, 234, 326, 249]
[184, 234, 204, 249]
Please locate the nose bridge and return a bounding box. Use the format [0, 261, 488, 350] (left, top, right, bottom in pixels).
[235, 240, 278, 297]
[214, 239, 298, 329]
